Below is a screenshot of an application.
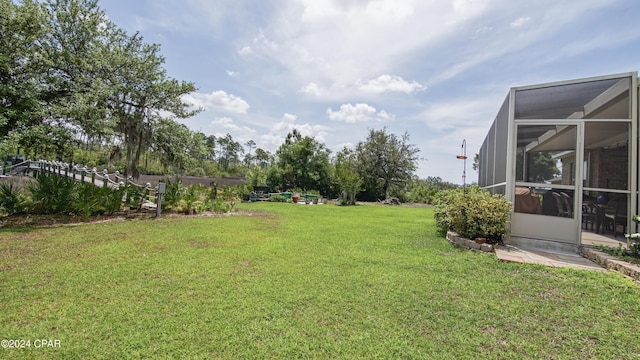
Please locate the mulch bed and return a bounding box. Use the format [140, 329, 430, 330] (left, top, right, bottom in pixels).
[0, 210, 157, 228]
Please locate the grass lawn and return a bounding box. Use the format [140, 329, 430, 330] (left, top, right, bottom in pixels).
[1, 203, 640, 359]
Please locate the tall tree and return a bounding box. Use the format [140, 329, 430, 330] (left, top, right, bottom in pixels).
[189, 131, 209, 162]
[244, 139, 256, 166]
[94, 27, 198, 178]
[275, 129, 331, 193]
[214, 133, 243, 172]
[152, 118, 192, 174]
[355, 127, 420, 201]
[1, 0, 200, 175]
[0, 0, 44, 138]
[254, 148, 270, 168]
[205, 135, 217, 161]
[333, 147, 362, 205]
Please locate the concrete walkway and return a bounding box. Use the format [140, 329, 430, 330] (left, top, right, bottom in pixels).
[495, 245, 605, 271]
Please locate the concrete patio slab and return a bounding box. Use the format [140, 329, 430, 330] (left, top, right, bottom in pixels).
[495, 245, 605, 271]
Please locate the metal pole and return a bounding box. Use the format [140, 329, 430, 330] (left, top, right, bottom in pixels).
[462, 139, 467, 193]
[456, 139, 468, 193]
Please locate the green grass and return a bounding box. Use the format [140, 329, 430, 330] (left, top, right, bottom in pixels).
[1, 203, 640, 359]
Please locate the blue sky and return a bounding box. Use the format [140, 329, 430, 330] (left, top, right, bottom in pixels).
[99, 0, 640, 184]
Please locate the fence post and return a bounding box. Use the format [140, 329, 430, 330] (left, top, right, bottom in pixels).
[103, 169, 109, 188]
[156, 182, 166, 217]
[81, 167, 86, 183]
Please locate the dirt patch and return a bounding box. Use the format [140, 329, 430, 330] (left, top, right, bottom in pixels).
[0, 210, 155, 228]
[0, 208, 266, 229]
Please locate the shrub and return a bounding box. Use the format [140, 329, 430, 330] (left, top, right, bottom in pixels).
[74, 182, 104, 217]
[181, 185, 202, 214]
[101, 186, 125, 215]
[270, 194, 288, 203]
[28, 174, 77, 214]
[74, 183, 125, 217]
[0, 182, 27, 215]
[125, 183, 149, 210]
[433, 186, 511, 243]
[162, 178, 184, 210]
[209, 198, 231, 213]
[186, 167, 206, 177]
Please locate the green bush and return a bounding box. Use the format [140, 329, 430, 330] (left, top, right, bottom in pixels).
[0, 182, 27, 215]
[74, 182, 104, 217]
[433, 186, 511, 243]
[28, 174, 77, 214]
[186, 167, 206, 177]
[101, 186, 125, 215]
[125, 183, 149, 210]
[74, 183, 125, 217]
[181, 185, 202, 214]
[270, 194, 288, 203]
[162, 178, 184, 210]
[210, 198, 231, 213]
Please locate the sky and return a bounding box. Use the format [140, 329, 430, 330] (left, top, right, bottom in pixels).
[99, 0, 640, 184]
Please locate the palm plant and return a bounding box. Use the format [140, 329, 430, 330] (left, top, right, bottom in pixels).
[28, 174, 77, 214]
[0, 182, 27, 215]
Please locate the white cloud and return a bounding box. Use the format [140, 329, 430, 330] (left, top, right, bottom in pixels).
[183, 91, 250, 114]
[472, 25, 493, 39]
[209, 117, 258, 146]
[326, 103, 395, 123]
[357, 74, 426, 94]
[237, 0, 620, 93]
[364, 1, 414, 22]
[267, 113, 329, 145]
[238, 1, 489, 96]
[300, 82, 321, 96]
[510, 17, 531, 28]
[211, 117, 237, 129]
[238, 46, 253, 55]
[211, 117, 256, 134]
[336, 142, 355, 151]
[226, 70, 239, 77]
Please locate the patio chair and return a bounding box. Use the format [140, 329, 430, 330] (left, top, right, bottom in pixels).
[603, 199, 627, 238]
[552, 192, 569, 217]
[581, 202, 598, 231]
[560, 192, 573, 217]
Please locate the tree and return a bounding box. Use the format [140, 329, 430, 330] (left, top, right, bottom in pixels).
[152, 119, 192, 174]
[333, 147, 362, 205]
[275, 129, 332, 193]
[189, 131, 209, 163]
[98, 28, 198, 178]
[244, 139, 256, 166]
[355, 128, 420, 201]
[254, 148, 271, 168]
[0, 0, 46, 148]
[0, 0, 199, 178]
[205, 135, 217, 161]
[216, 133, 243, 172]
[0, 0, 86, 158]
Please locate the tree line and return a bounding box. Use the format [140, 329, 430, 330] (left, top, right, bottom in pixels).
[1, 0, 458, 203]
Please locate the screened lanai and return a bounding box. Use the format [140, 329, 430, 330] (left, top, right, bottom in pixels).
[479, 72, 638, 252]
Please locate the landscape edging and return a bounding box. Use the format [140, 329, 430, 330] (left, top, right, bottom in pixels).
[580, 247, 640, 282]
[446, 231, 494, 253]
